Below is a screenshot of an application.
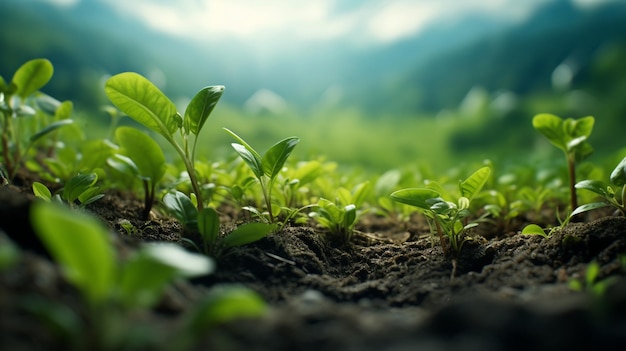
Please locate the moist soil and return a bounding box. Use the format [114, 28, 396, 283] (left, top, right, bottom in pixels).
[2, 178, 626, 351]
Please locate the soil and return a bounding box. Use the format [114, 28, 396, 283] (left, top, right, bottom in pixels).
[2, 175, 626, 351]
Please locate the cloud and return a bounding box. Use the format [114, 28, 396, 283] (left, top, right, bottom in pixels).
[102, 0, 548, 46]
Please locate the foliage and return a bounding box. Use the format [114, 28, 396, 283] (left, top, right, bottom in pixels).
[532, 113, 594, 211]
[105, 72, 224, 211]
[391, 166, 491, 256]
[310, 181, 370, 244]
[0, 58, 74, 180]
[572, 156, 626, 217]
[224, 127, 300, 222]
[107, 126, 166, 219]
[33, 172, 104, 208]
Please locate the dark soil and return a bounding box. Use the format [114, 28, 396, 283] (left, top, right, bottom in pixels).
[2, 181, 626, 351]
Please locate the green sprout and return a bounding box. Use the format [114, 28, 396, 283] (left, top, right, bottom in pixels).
[391, 166, 491, 256]
[571, 156, 626, 217]
[107, 126, 166, 219]
[33, 172, 104, 208]
[105, 72, 224, 211]
[532, 113, 594, 212]
[1, 59, 74, 181]
[310, 181, 370, 244]
[223, 128, 300, 223]
[569, 261, 615, 299]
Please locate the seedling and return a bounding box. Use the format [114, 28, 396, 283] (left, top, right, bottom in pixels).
[391, 166, 491, 256]
[569, 261, 615, 299]
[33, 172, 104, 208]
[163, 190, 275, 255]
[310, 181, 370, 244]
[223, 128, 300, 222]
[194, 207, 275, 256]
[1, 59, 74, 180]
[105, 72, 224, 210]
[532, 113, 594, 211]
[571, 156, 626, 217]
[107, 126, 166, 219]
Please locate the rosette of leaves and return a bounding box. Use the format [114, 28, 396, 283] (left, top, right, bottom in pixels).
[391, 166, 491, 256]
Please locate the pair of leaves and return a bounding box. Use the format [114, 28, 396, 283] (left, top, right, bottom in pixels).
[105, 72, 224, 141]
[532, 113, 594, 161]
[224, 128, 300, 181]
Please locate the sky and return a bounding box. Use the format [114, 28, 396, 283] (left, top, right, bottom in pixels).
[41, 0, 604, 47]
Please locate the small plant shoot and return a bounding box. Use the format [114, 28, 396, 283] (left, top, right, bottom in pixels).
[224, 127, 300, 222]
[532, 113, 594, 211]
[572, 156, 626, 217]
[105, 72, 224, 210]
[391, 166, 491, 257]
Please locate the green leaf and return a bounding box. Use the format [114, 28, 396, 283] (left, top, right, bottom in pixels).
[77, 187, 104, 206]
[343, 204, 357, 229]
[32, 182, 52, 201]
[12, 58, 54, 99]
[163, 191, 198, 228]
[223, 128, 262, 163]
[120, 242, 214, 309]
[351, 181, 371, 208]
[29, 119, 74, 143]
[115, 126, 166, 184]
[390, 188, 440, 210]
[567, 116, 594, 140]
[460, 166, 491, 200]
[54, 100, 73, 120]
[231, 143, 264, 178]
[107, 154, 139, 177]
[187, 285, 266, 332]
[184, 85, 224, 135]
[532, 113, 566, 152]
[575, 179, 610, 197]
[570, 202, 611, 217]
[198, 207, 220, 246]
[521, 224, 548, 238]
[262, 137, 300, 179]
[63, 173, 98, 203]
[105, 72, 180, 140]
[222, 222, 274, 248]
[30, 202, 115, 305]
[610, 157, 626, 186]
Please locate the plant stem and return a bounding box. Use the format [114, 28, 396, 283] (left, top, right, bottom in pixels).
[172, 142, 204, 211]
[567, 155, 578, 211]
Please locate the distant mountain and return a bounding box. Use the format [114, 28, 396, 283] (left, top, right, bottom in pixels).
[2, 0, 625, 116]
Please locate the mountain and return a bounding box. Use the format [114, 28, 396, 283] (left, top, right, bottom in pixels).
[2, 0, 625, 116]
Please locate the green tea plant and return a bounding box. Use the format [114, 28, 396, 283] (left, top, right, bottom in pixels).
[1, 59, 75, 180]
[223, 127, 300, 222]
[310, 181, 370, 244]
[391, 166, 491, 256]
[532, 113, 594, 211]
[107, 126, 166, 219]
[571, 156, 626, 217]
[105, 72, 224, 211]
[33, 172, 104, 208]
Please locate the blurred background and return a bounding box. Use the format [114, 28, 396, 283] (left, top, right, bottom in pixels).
[2, 0, 626, 173]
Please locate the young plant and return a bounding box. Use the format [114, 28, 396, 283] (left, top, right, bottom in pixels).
[1, 59, 74, 180]
[33, 172, 104, 208]
[223, 128, 300, 222]
[310, 181, 370, 244]
[105, 72, 224, 211]
[532, 113, 594, 211]
[391, 166, 491, 256]
[195, 207, 275, 257]
[571, 156, 626, 217]
[107, 126, 166, 219]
